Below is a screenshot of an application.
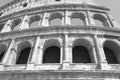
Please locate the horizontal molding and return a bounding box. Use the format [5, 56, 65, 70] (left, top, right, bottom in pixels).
[0, 26, 119, 40]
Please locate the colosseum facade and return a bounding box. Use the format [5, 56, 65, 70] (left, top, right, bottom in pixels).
[0, 0, 119, 80]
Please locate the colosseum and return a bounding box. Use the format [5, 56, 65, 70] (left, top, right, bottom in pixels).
[0, 0, 120, 80]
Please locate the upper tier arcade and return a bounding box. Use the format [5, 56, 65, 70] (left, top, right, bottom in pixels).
[0, 0, 106, 17]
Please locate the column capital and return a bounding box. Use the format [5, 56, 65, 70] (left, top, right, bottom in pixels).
[38, 45, 43, 49]
[63, 32, 69, 35]
[11, 48, 17, 53]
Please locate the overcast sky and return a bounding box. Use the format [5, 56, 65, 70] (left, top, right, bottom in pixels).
[0, 0, 120, 23]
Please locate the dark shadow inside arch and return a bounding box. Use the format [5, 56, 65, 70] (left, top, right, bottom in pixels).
[49, 13, 62, 26]
[72, 46, 91, 63]
[71, 13, 85, 26]
[11, 18, 21, 30]
[104, 47, 118, 64]
[0, 51, 5, 62]
[0, 23, 5, 32]
[43, 46, 60, 63]
[16, 47, 31, 64]
[94, 14, 109, 27]
[0, 45, 7, 62]
[29, 15, 40, 28]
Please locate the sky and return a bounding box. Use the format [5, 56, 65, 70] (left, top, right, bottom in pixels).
[0, 0, 120, 23]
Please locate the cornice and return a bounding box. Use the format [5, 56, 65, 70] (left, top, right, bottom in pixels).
[0, 4, 110, 22]
[0, 70, 120, 77]
[0, 26, 120, 40]
[0, 0, 24, 11]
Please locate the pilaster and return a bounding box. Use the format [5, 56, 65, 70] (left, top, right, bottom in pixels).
[87, 11, 95, 26]
[20, 15, 29, 29]
[92, 45, 98, 63]
[85, 15, 89, 26]
[26, 36, 42, 70]
[93, 35, 111, 70]
[106, 18, 112, 27]
[41, 12, 49, 26]
[38, 45, 43, 64]
[93, 35, 106, 63]
[64, 10, 71, 25]
[62, 33, 72, 69]
[60, 46, 63, 64]
[30, 36, 41, 64]
[2, 39, 15, 65]
[1, 20, 11, 33]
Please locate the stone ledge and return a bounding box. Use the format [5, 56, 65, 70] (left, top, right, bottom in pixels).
[0, 70, 119, 80]
[0, 26, 120, 40]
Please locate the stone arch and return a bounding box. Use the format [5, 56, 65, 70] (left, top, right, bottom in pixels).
[72, 39, 93, 63]
[71, 13, 86, 25]
[0, 44, 7, 62]
[43, 39, 61, 63]
[16, 41, 32, 64]
[29, 15, 41, 28]
[49, 13, 62, 26]
[103, 40, 120, 64]
[11, 18, 22, 30]
[93, 14, 109, 27]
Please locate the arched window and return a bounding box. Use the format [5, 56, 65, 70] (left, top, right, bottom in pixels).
[103, 41, 120, 64]
[71, 13, 85, 25]
[0, 44, 7, 62]
[11, 18, 22, 30]
[0, 12, 3, 16]
[49, 13, 62, 26]
[29, 15, 40, 28]
[16, 41, 31, 64]
[43, 39, 60, 63]
[23, 3, 28, 7]
[0, 23, 5, 32]
[93, 14, 109, 27]
[72, 39, 92, 63]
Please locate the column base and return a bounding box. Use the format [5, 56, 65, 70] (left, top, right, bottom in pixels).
[96, 62, 111, 70]
[0, 64, 4, 71]
[26, 63, 35, 70]
[61, 61, 70, 70]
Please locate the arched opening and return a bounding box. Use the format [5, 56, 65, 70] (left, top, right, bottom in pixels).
[29, 15, 40, 28]
[43, 39, 61, 63]
[43, 46, 60, 63]
[71, 13, 85, 25]
[93, 14, 109, 27]
[103, 41, 120, 64]
[49, 13, 62, 26]
[0, 44, 7, 62]
[23, 3, 28, 7]
[0, 12, 3, 16]
[16, 41, 31, 64]
[104, 47, 118, 64]
[73, 46, 91, 63]
[11, 18, 22, 30]
[72, 39, 92, 63]
[0, 23, 5, 32]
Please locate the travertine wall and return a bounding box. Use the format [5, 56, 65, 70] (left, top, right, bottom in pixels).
[0, 0, 119, 80]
